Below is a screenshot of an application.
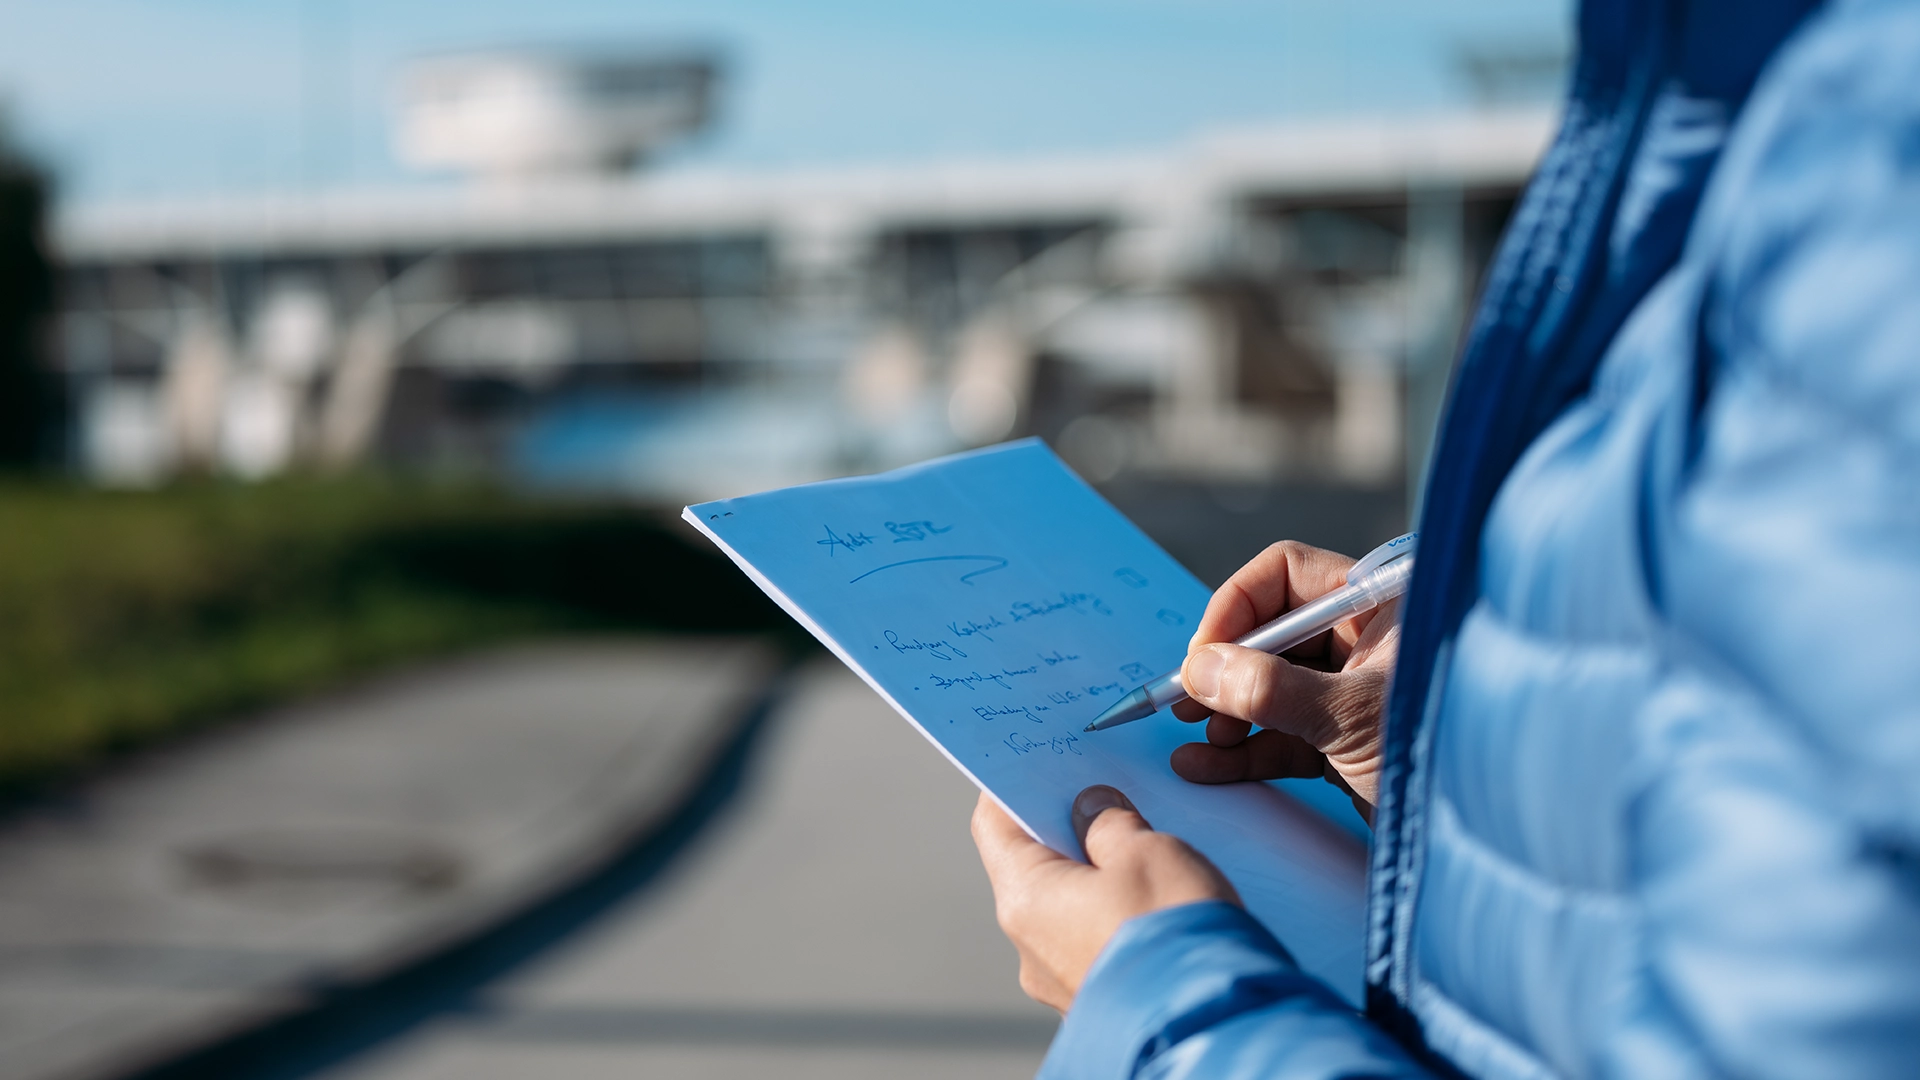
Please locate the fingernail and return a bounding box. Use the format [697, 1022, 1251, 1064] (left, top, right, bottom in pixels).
[1185, 645, 1226, 700]
[1072, 785, 1136, 848]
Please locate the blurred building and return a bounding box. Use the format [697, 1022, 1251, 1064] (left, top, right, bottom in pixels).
[47, 45, 1551, 500]
[393, 46, 718, 179]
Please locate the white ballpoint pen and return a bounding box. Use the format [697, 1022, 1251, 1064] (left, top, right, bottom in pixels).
[1084, 532, 1417, 732]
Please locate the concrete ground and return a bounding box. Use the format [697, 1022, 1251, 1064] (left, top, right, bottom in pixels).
[314, 658, 1059, 1080]
[0, 639, 780, 1080]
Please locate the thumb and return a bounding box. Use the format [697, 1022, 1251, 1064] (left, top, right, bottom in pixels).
[1182, 642, 1342, 747]
[1072, 785, 1151, 865]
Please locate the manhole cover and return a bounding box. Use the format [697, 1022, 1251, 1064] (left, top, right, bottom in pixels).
[175, 830, 466, 910]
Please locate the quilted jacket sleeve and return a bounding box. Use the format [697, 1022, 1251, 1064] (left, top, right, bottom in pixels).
[1038, 902, 1432, 1080]
[1621, 4, 1920, 1076]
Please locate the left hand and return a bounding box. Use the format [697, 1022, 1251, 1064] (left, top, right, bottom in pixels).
[971, 786, 1239, 1012]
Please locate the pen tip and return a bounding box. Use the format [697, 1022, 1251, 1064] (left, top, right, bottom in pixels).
[1083, 722, 1096, 732]
[1084, 686, 1159, 732]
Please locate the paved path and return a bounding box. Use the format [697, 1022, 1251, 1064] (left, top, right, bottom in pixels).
[314, 658, 1059, 1080]
[0, 639, 780, 1080]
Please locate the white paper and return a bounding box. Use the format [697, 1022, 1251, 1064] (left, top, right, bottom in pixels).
[686, 439, 1367, 1002]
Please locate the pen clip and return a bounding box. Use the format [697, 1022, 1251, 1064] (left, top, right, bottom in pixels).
[1346, 531, 1418, 585]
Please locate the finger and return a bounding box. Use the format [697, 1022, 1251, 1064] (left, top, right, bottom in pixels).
[972, 792, 1066, 886]
[1188, 541, 1358, 654]
[1319, 593, 1401, 669]
[1073, 785, 1153, 866]
[1183, 643, 1346, 747]
[1340, 597, 1402, 671]
[1205, 712, 1251, 747]
[1171, 698, 1211, 724]
[1170, 728, 1326, 784]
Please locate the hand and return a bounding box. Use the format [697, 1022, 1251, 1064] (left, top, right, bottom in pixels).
[1169, 540, 1398, 822]
[971, 786, 1238, 1012]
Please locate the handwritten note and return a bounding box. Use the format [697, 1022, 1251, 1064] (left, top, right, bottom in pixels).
[685, 439, 1365, 1002]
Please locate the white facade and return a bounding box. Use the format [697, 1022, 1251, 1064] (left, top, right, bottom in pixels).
[393, 49, 718, 179]
[51, 110, 1552, 500]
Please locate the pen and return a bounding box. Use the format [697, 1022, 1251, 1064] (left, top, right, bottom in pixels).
[1084, 532, 1417, 732]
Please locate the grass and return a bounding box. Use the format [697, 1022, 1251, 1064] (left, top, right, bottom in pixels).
[0, 477, 793, 797]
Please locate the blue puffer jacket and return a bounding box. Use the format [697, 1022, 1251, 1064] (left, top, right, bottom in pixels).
[1041, 0, 1920, 1076]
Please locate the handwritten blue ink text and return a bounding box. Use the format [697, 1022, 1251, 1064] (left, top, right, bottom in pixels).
[818, 526, 878, 556]
[883, 630, 968, 662]
[1005, 731, 1083, 756]
[886, 520, 953, 543]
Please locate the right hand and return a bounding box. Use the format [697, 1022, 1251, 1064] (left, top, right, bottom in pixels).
[1169, 541, 1399, 823]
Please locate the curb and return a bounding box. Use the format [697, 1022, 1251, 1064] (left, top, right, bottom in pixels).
[120, 659, 799, 1080]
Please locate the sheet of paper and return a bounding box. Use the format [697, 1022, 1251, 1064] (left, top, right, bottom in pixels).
[685, 439, 1366, 1002]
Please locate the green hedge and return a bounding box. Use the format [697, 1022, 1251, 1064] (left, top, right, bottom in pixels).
[0, 480, 792, 796]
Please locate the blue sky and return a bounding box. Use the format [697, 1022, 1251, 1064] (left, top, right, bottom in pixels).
[0, 0, 1571, 201]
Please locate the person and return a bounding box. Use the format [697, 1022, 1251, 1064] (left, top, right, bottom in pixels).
[971, 0, 1920, 1075]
